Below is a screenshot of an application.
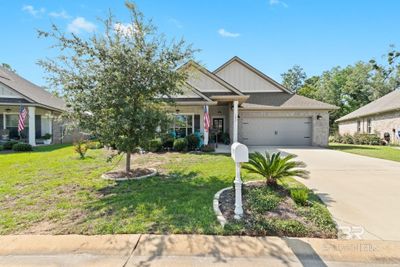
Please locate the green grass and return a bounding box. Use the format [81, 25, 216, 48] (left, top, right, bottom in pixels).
[0, 145, 264, 234]
[329, 143, 400, 162]
[0, 145, 334, 236]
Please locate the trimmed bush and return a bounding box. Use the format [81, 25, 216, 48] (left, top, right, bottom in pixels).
[173, 138, 187, 152]
[148, 138, 163, 152]
[3, 140, 18, 150]
[186, 134, 199, 151]
[329, 133, 342, 143]
[201, 144, 215, 152]
[161, 133, 174, 149]
[42, 133, 52, 140]
[335, 133, 382, 145]
[341, 133, 354, 144]
[290, 188, 309, 206]
[12, 143, 33, 152]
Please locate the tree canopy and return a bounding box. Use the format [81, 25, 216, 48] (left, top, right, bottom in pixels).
[284, 47, 400, 132]
[38, 2, 195, 172]
[281, 65, 306, 92]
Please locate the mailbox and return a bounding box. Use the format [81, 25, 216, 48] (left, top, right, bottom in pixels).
[231, 142, 249, 163]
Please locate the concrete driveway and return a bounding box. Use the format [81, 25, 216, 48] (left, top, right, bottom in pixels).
[248, 146, 400, 241]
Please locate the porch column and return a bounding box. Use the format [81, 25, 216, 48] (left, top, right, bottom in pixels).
[28, 106, 36, 146]
[233, 100, 238, 143]
[204, 105, 209, 145]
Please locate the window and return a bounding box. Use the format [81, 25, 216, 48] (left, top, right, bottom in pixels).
[367, 119, 372, 134]
[173, 114, 193, 138]
[5, 114, 29, 139]
[172, 114, 201, 138]
[357, 120, 361, 132]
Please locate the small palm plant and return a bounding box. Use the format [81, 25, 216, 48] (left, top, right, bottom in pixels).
[242, 152, 309, 186]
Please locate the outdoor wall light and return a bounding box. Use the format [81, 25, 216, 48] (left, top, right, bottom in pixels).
[5, 108, 11, 112]
[317, 115, 322, 120]
[175, 109, 180, 114]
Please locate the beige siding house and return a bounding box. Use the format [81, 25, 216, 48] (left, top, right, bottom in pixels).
[337, 90, 400, 143]
[171, 57, 337, 147]
[0, 67, 73, 145]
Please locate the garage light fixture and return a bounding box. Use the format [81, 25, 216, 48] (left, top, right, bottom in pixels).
[317, 115, 322, 120]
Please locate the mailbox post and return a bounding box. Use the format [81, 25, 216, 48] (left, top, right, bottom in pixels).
[231, 142, 249, 219]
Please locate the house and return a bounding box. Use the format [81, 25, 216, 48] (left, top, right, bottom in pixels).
[0, 66, 69, 145]
[171, 57, 337, 147]
[337, 89, 400, 143]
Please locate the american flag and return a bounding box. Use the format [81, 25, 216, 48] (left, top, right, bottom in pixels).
[18, 106, 28, 132]
[203, 105, 210, 132]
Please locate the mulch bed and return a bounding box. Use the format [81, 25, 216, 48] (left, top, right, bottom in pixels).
[219, 181, 337, 238]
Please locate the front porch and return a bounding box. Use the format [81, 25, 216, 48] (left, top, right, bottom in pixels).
[0, 105, 54, 146]
[172, 97, 243, 146]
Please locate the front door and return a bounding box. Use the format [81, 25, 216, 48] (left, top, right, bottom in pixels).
[212, 118, 224, 134]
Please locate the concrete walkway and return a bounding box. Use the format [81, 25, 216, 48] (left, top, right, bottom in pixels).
[247, 146, 400, 241]
[1, 234, 400, 266]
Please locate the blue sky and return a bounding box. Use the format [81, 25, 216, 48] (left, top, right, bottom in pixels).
[1, 0, 400, 87]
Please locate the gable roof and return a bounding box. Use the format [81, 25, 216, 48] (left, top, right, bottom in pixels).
[0, 67, 65, 111]
[242, 92, 338, 110]
[181, 61, 244, 96]
[337, 89, 400, 122]
[214, 56, 293, 94]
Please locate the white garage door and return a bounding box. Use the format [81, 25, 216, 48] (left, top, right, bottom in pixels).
[241, 117, 312, 146]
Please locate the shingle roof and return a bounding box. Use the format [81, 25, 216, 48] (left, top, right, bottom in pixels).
[0, 67, 65, 111]
[336, 90, 400, 122]
[241, 92, 338, 110]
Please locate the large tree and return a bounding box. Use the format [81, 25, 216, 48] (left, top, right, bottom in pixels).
[38, 2, 195, 173]
[281, 65, 307, 92]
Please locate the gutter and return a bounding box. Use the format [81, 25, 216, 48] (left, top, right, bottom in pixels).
[336, 107, 400, 123]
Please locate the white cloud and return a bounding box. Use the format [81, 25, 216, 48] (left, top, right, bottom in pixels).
[168, 18, 183, 29]
[67, 17, 96, 34]
[218, 28, 240, 38]
[114, 22, 137, 36]
[49, 10, 70, 19]
[269, 0, 288, 8]
[22, 5, 45, 17]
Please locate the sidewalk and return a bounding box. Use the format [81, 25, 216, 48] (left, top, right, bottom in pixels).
[1, 234, 400, 266]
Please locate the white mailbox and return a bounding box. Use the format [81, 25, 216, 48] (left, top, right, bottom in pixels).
[231, 142, 249, 163]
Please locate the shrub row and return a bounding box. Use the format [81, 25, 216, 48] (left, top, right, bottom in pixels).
[0, 141, 32, 152]
[147, 133, 215, 153]
[329, 133, 381, 145]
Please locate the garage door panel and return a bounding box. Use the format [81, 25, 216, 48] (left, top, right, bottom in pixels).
[241, 117, 312, 146]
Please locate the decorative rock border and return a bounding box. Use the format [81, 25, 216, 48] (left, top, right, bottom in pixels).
[101, 168, 157, 181]
[213, 187, 231, 226]
[213, 180, 264, 226]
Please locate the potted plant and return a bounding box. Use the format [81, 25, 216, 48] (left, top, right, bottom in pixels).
[42, 133, 52, 145]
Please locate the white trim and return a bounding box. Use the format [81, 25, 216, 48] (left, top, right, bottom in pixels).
[233, 101, 238, 143]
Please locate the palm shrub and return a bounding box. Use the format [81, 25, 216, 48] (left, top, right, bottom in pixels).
[242, 152, 309, 186]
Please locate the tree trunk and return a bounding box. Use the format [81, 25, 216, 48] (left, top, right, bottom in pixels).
[126, 151, 131, 173]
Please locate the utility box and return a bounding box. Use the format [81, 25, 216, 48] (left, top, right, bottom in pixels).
[231, 142, 249, 163]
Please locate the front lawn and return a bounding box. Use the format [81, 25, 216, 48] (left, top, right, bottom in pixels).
[329, 143, 400, 162]
[0, 144, 334, 237]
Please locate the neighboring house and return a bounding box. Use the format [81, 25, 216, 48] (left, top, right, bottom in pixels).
[337, 89, 400, 143]
[171, 57, 337, 147]
[0, 66, 70, 145]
